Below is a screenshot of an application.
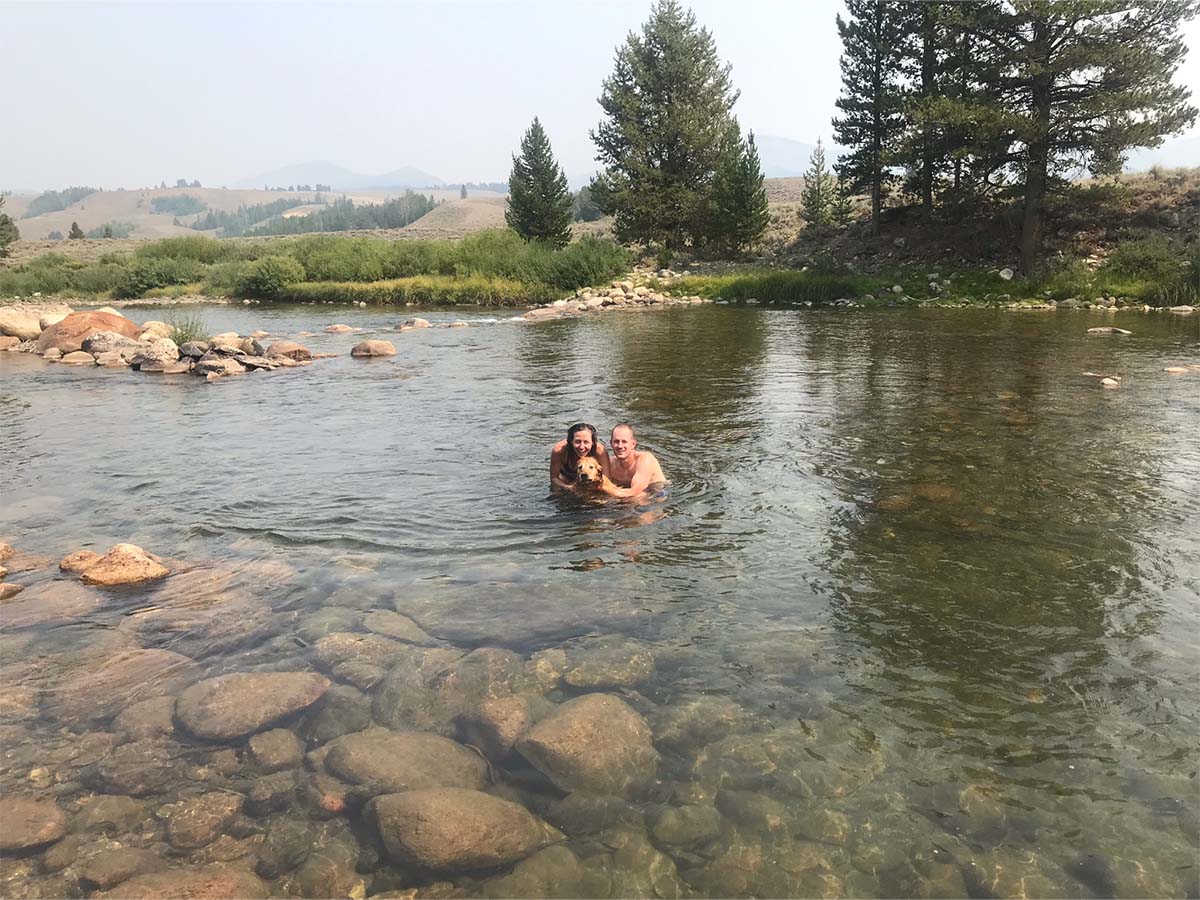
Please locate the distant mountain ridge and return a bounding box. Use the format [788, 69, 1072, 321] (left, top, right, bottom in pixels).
[234, 160, 445, 190]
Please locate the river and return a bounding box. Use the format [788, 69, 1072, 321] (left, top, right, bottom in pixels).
[1, 304, 1197, 897]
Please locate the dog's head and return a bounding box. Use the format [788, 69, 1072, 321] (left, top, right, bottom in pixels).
[576, 456, 604, 487]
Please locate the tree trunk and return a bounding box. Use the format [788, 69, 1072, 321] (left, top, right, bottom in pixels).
[920, 5, 936, 216]
[1020, 26, 1053, 274]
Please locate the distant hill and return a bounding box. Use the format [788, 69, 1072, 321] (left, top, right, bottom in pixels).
[234, 160, 445, 190]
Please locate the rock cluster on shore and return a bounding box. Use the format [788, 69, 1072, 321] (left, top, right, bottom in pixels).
[526, 270, 711, 321]
[0, 305, 318, 382]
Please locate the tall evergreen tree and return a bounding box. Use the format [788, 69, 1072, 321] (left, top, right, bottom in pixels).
[832, 0, 909, 233]
[896, 1, 950, 215]
[460, 185, 468, 200]
[963, 0, 1197, 272]
[831, 179, 855, 227]
[68, 221, 85, 239]
[506, 117, 573, 247]
[591, 0, 740, 250]
[801, 138, 837, 226]
[0, 196, 19, 258]
[707, 125, 769, 254]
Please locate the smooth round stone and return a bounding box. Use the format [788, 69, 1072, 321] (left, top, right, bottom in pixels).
[516, 693, 659, 797]
[0, 796, 69, 851]
[175, 672, 330, 740]
[373, 788, 563, 871]
[323, 729, 488, 795]
[90, 864, 269, 899]
[165, 791, 244, 850]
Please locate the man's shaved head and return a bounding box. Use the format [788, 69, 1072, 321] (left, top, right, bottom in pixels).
[612, 423, 636, 440]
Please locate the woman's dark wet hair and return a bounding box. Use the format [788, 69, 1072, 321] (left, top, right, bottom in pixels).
[566, 423, 600, 463]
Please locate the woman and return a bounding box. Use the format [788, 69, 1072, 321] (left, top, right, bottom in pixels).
[550, 422, 609, 491]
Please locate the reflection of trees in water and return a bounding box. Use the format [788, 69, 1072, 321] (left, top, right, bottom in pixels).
[802, 313, 1172, 744]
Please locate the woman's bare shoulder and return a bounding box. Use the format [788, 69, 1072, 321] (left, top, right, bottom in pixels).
[551, 439, 567, 453]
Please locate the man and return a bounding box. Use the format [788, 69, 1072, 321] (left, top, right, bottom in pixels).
[605, 423, 666, 497]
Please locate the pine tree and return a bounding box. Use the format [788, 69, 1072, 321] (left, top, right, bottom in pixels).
[68, 221, 85, 239]
[801, 139, 836, 227]
[896, 1, 949, 216]
[591, 0, 740, 250]
[707, 125, 769, 254]
[506, 117, 573, 247]
[831, 179, 854, 227]
[102, 224, 113, 238]
[460, 185, 468, 200]
[832, 0, 909, 233]
[0, 196, 19, 258]
[965, 0, 1197, 273]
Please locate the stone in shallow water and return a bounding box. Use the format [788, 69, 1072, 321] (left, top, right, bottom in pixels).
[119, 593, 276, 659]
[652, 693, 752, 755]
[112, 696, 178, 740]
[248, 728, 303, 772]
[457, 693, 542, 759]
[602, 825, 689, 899]
[254, 818, 314, 878]
[516, 693, 659, 798]
[0, 581, 101, 630]
[90, 864, 269, 899]
[93, 739, 190, 797]
[0, 796, 69, 851]
[76, 795, 149, 833]
[362, 609, 435, 645]
[311, 631, 407, 687]
[560, 634, 656, 689]
[49, 648, 201, 727]
[59, 549, 101, 574]
[372, 787, 563, 871]
[372, 646, 531, 736]
[175, 672, 330, 741]
[648, 803, 722, 847]
[322, 729, 488, 796]
[246, 770, 299, 817]
[165, 792, 244, 850]
[480, 845, 610, 899]
[78, 847, 166, 891]
[299, 684, 372, 745]
[80, 544, 170, 587]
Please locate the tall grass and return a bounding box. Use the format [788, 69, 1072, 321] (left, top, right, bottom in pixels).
[274, 275, 558, 306]
[165, 311, 210, 344]
[660, 270, 866, 304]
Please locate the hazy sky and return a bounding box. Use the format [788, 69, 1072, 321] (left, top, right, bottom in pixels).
[3, 0, 1199, 191]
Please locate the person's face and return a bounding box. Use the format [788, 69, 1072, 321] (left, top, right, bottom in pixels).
[571, 430, 594, 457]
[610, 427, 635, 460]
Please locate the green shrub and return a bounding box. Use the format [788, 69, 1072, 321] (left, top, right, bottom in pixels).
[664, 270, 865, 305]
[70, 263, 128, 294]
[202, 260, 251, 295]
[135, 236, 229, 264]
[150, 195, 207, 216]
[237, 255, 306, 298]
[1149, 246, 1200, 306]
[1102, 238, 1181, 280]
[114, 257, 204, 298]
[165, 311, 210, 344]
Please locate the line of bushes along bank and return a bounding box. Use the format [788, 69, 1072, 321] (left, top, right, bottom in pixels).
[0, 230, 632, 306]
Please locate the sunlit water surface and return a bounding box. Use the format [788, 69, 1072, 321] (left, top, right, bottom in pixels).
[1, 305, 1198, 898]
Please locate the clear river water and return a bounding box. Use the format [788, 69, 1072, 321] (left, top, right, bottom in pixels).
[1, 304, 1198, 898]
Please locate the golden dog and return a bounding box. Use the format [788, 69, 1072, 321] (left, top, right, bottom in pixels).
[575, 456, 621, 497]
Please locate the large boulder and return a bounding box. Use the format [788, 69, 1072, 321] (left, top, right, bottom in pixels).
[129, 338, 180, 370]
[175, 672, 330, 740]
[37, 311, 140, 353]
[350, 339, 396, 358]
[139, 320, 173, 341]
[195, 355, 247, 377]
[0, 307, 47, 341]
[323, 729, 488, 795]
[373, 788, 563, 871]
[0, 797, 69, 851]
[80, 543, 170, 587]
[516, 693, 659, 797]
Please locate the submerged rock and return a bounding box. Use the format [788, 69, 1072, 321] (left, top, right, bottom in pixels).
[560, 634, 656, 689]
[78, 847, 166, 891]
[516, 693, 659, 798]
[362, 609, 435, 645]
[91, 864, 269, 899]
[248, 728, 304, 772]
[50, 648, 201, 726]
[93, 739, 186, 797]
[323, 729, 488, 796]
[165, 791, 244, 849]
[175, 672, 330, 741]
[0, 796, 69, 851]
[372, 646, 531, 735]
[373, 788, 563, 871]
[0, 581, 101, 629]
